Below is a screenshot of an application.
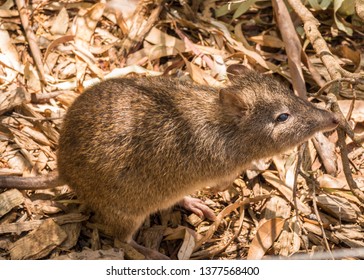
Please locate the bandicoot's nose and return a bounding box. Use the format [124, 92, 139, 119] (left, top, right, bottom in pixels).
[320, 111, 340, 132]
[332, 115, 340, 126]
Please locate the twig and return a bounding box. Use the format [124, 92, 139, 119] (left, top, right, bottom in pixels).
[15, 0, 46, 85]
[286, 0, 361, 80]
[298, 170, 334, 259]
[327, 93, 364, 145]
[309, 78, 358, 98]
[292, 144, 310, 251]
[301, 52, 326, 88]
[173, 25, 216, 71]
[293, 144, 304, 222]
[323, 93, 364, 203]
[12, 112, 63, 121]
[311, 180, 334, 258]
[120, 0, 163, 58]
[193, 194, 271, 251]
[346, 91, 356, 121]
[264, 247, 364, 259]
[337, 127, 364, 204]
[272, 0, 306, 99]
[192, 207, 245, 259]
[30, 90, 72, 103]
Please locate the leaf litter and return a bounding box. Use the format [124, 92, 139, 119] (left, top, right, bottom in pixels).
[0, 0, 363, 260]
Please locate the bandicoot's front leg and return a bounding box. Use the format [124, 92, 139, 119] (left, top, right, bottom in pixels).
[178, 196, 216, 221]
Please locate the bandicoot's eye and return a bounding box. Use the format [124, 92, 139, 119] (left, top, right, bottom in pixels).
[276, 113, 290, 122]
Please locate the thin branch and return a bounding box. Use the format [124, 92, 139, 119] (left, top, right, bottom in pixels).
[265, 247, 364, 259]
[298, 150, 334, 259]
[321, 93, 364, 203]
[173, 25, 215, 71]
[309, 78, 358, 98]
[272, 0, 306, 98]
[311, 180, 334, 259]
[12, 112, 63, 121]
[31, 90, 72, 103]
[293, 144, 304, 222]
[337, 127, 364, 203]
[120, 0, 163, 59]
[286, 0, 361, 80]
[193, 194, 271, 251]
[15, 0, 46, 84]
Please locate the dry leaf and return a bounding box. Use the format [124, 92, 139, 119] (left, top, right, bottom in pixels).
[316, 194, 360, 222]
[337, 100, 364, 123]
[145, 27, 185, 51]
[247, 218, 286, 260]
[249, 35, 285, 48]
[0, 23, 21, 83]
[9, 219, 67, 259]
[318, 174, 349, 190]
[178, 229, 196, 260]
[24, 63, 41, 92]
[263, 196, 291, 220]
[262, 171, 311, 215]
[54, 248, 125, 260]
[274, 217, 301, 256]
[50, 7, 69, 35]
[0, 189, 24, 218]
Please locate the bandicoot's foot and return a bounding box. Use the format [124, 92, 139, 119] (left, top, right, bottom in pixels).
[178, 196, 216, 221]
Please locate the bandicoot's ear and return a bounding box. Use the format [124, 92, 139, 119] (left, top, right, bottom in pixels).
[219, 88, 249, 114]
[227, 64, 252, 82]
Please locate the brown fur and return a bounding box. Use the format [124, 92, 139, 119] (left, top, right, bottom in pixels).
[57, 71, 338, 242]
[1, 70, 338, 256]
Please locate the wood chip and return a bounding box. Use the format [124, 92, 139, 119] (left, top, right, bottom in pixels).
[59, 223, 82, 250]
[334, 232, 364, 248]
[9, 219, 67, 259]
[186, 213, 204, 227]
[0, 213, 88, 234]
[0, 87, 30, 115]
[316, 194, 360, 222]
[303, 222, 340, 244]
[0, 189, 24, 218]
[21, 126, 52, 146]
[116, 242, 145, 260]
[53, 248, 125, 260]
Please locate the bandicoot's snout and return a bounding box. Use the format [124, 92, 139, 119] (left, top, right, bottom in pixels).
[332, 115, 340, 126]
[326, 113, 340, 131]
[315, 107, 340, 132]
